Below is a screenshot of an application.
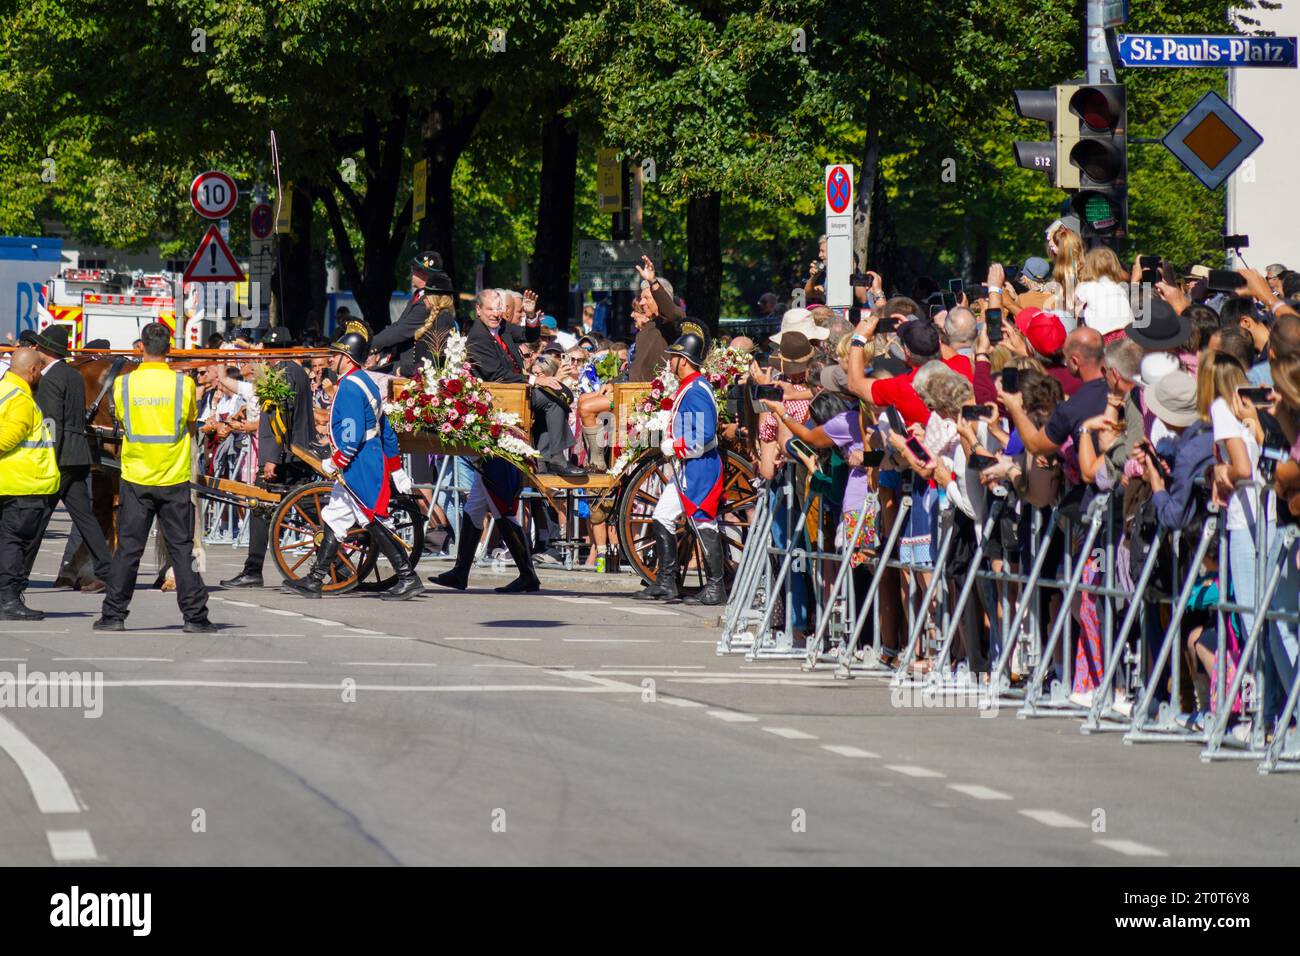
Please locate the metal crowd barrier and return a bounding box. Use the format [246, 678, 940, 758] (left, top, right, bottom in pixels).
[718, 462, 1300, 775]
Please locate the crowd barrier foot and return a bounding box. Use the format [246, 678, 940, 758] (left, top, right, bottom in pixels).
[1124, 701, 1207, 745]
[1018, 681, 1092, 720]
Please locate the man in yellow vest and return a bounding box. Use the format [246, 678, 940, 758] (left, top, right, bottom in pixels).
[0, 348, 60, 621]
[95, 323, 217, 633]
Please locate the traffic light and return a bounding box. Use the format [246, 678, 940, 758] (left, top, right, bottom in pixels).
[1012, 88, 1068, 184]
[1064, 84, 1127, 244]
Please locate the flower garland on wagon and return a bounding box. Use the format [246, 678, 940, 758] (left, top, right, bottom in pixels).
[606, 342, 750, 478]
[383, 329, 540, 468]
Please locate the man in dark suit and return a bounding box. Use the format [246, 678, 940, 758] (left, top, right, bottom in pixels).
[370, 251, 453, 376]
[465, 288, 582, 478]
[219, 327, 317, 588]
[30, 325, 114, 592]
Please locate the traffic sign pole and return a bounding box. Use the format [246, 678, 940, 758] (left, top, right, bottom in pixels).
[824, 164, 854, 309]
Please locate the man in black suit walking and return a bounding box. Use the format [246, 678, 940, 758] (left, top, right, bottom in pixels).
[30, 325, 114, 593]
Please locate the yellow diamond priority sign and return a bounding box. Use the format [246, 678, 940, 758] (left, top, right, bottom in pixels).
[1162, 90, 1262, 190]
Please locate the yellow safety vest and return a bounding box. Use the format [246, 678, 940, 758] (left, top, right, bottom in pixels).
[0, 372, 59, 496]
[113, 362, 196, 487]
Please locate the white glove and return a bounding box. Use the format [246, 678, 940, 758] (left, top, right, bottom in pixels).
[320, 457, 338, 477]
[391, 467, 413, 494]
[660, 437, 675, 459]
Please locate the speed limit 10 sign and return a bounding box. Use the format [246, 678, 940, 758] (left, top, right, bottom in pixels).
[190, 170, 238, 220]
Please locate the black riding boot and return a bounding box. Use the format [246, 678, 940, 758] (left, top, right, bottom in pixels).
[369, 523, 423, 601]
[633, 522, 680, 603]
[685, 527, 726, 606]
[431, 519, 482, 590]
[495, 520, 541, 594]
[282, 526, 341, 599]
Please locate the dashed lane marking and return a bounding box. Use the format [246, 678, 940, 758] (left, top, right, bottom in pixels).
[263, 609, 302, 617]
[1094, 839, 1169, 858]
[706, 710, 759, 723]
[0, 715, 81, 813]
[597, 665, 707, 670]
[0, 630, 69, 635]
[201, 659, 309, 665]
[338, 662, 439, 668]
[885, 765, 946, 779]
[445, 636, 540, 642]
[682, 640, 716, 644]
[52, 657, 173, 663]
[1019, 809, 1088, 828]
[620, 607, 679, 616]
[763, 727, 818, 740]
[821, 745, 879, 759]
[547, 596, 611, 605]
[218, 600, 260, 608]
[948, 784, 1013, 801]
[348, 628, 384, 635]
[659, 698, 705, 708]
[47, 830, 98, 862]
[562, 638, 659, 644]
[472, 663, 572, 669]
[300, 618, 344, 627]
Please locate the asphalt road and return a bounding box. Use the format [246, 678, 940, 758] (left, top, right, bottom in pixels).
[1, 514, 1297, 866]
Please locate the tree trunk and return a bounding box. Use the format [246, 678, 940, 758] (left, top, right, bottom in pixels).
[530, 107, 579, 324]
[686, 191, 722, 332]
[275, 178, 316, 338]
[854, 104, 880, 274]
[416, 90, 494, 294]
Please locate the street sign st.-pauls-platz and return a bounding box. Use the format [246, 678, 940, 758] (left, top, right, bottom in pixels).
[1116, 34, 1298, 69]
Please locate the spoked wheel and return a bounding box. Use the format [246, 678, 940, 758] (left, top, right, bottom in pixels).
[270, 481, 368, 593]
[354, 494, 426, 590]
[615, 449, 759, 589]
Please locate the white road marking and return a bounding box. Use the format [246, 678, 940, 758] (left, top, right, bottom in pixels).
[948, 784, 1013, 801]
[659, 698, 705, 708]
[763, 727, 818, 740]
[472, 663, 572, 669]
[19, 678, 637, 694]
[46, 830, 98, 862]
[620, 607, 679, 616]
[52, 657, 173, 663]
[201, 659, 308, 665]
[220, 600, 259, 608]
[885, 765, 946, 779]
[681, 640, 716, 644]
[0, 630, 69, 635]
[231, 634, 306, 638]
[0, 715, 82, 813]
[562, 638, 659, 644]
[821, 745, 880, 759]
[1094, 839, 1168, 858]
[1019, 809, 1088, 828]
[263, 609, 302, 617]
[300, 618, 343, 627]
[348, 628, 384, 635]
[338, 662, 439, 668]
[0, 658, 28, 662]
[547, 596, 610, 605]
[597, 665, 707, 670]
[445, 636, 540, 642]
[706, 710, 759, 723]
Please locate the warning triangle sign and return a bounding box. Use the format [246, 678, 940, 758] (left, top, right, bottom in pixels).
[183, 225, 245, 283]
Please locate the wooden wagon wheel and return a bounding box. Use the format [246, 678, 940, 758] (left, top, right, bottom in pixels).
[269, 481, 370, 593]
[353, 494, 426, 590]
[615, 448, 758, 590]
